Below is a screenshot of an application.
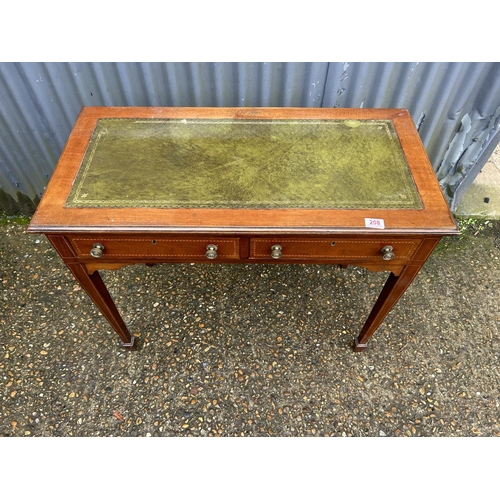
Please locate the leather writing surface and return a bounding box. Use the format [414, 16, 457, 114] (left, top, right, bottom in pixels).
[65, 118, 422, 209]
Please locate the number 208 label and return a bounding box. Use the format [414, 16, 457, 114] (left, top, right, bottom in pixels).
[365, 218, 385, 229]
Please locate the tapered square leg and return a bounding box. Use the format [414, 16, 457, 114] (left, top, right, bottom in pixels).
[47, 235, 136, 350]
[353, 266, 422, 351]
[66, 263, 136, 350]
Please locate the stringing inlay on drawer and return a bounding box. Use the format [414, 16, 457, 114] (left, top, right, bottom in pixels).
[70, 237, 240, 259]
[250, 238, 420, 260]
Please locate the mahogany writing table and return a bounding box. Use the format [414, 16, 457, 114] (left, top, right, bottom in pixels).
[27, 107, 459, 352]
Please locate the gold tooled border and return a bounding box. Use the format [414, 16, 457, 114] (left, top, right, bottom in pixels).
[65, 118, 423, 210]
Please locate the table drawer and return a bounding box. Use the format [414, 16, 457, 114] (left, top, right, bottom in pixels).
[69, 236, 240, 260]
[250, 238, 420, 261]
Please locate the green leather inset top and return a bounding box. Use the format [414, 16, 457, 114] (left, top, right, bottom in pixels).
[65, 118, 423, 209]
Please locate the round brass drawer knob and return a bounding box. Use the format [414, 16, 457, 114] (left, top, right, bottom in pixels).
[271, 244, 282, 259]
[205, 244, 218, 259]
[90, 243, 105, 258]
[381, 245, 395, 260]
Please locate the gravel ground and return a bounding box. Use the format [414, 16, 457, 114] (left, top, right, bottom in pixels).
[1, 219, 500, 438]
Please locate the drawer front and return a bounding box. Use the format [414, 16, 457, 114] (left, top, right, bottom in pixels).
[69, 236, 240, 260]
[250, 238, 420, 261]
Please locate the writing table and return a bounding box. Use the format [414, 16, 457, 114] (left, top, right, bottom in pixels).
[28, 107, 459, 352]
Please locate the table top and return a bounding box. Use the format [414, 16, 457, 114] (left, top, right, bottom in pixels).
[28, 107, 459, 236]
[66, 116, 422, 210]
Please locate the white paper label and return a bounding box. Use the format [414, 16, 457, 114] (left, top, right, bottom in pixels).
[365, 218, 385, 229]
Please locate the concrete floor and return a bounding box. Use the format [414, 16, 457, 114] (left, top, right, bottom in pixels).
[455, 143, 500, 219]
[2, 217, 500, 440]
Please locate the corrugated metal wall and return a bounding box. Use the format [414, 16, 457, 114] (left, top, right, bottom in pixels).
[1, 62, 499, 214]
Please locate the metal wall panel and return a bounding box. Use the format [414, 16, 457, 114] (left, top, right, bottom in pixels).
[1, 62, 499, 214]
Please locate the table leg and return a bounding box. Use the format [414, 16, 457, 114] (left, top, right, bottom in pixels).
[47, 235, 135, 349]
[65, 263, 136, 350]
[353, 264, 422, 352]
